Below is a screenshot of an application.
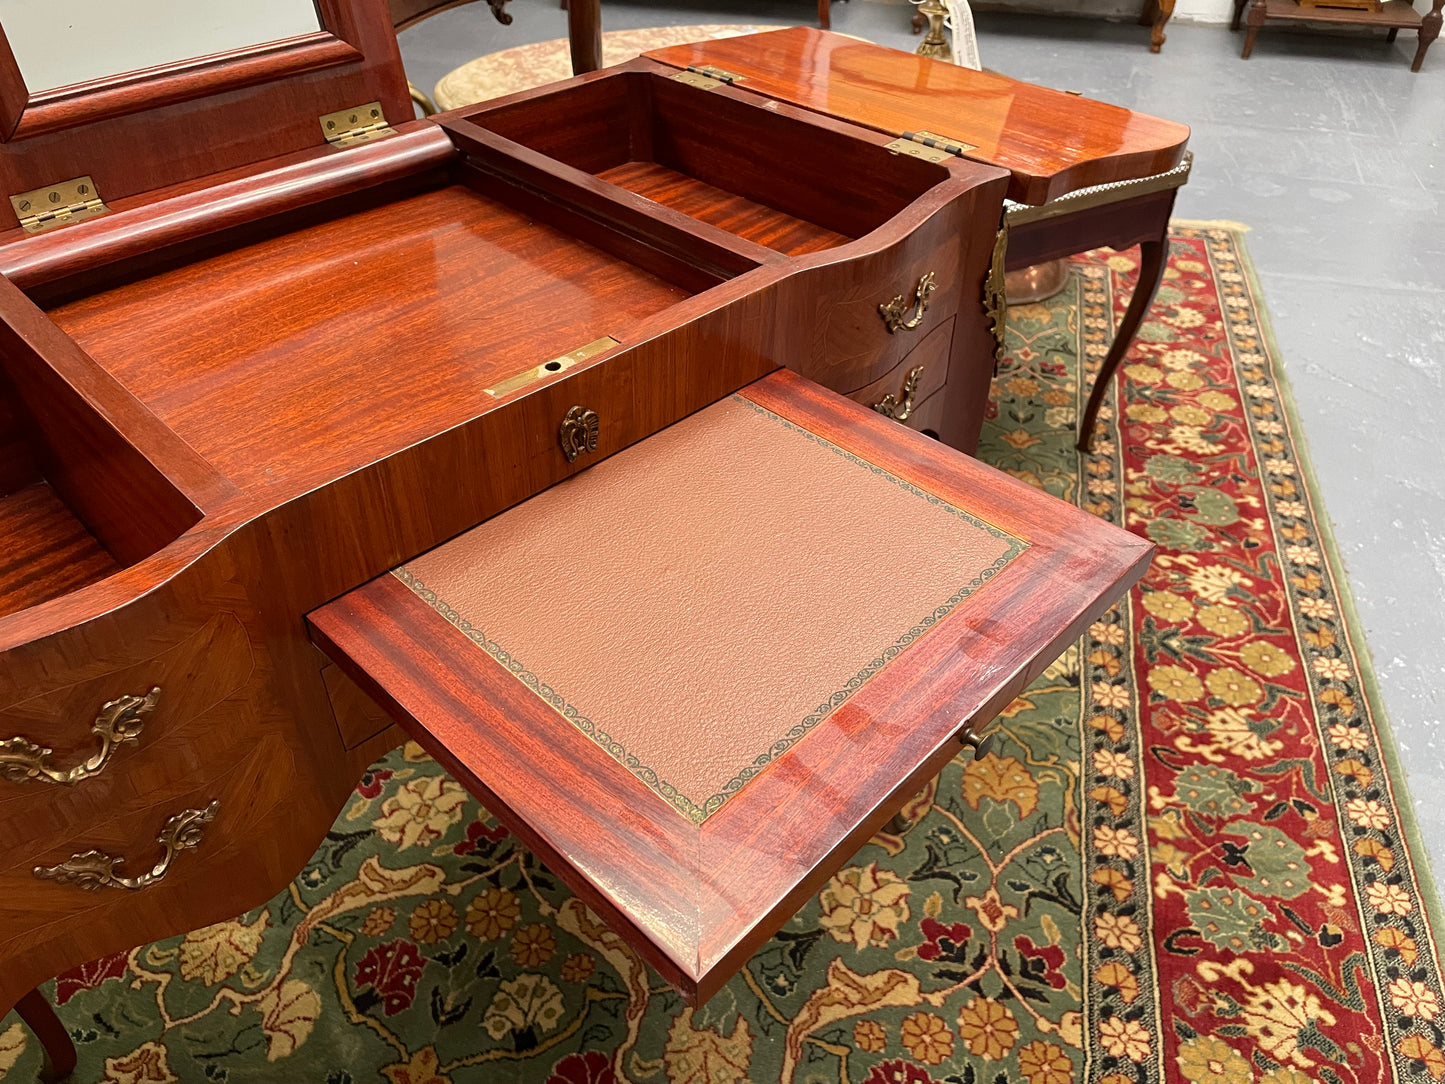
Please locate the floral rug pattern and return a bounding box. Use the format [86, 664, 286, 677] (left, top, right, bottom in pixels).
[1, 226, 1440, 1084]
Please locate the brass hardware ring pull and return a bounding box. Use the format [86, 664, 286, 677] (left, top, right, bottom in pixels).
[0, 686, 161, 785]
[879, 270, 938, 333]
[559, 405, 600, 463]
[34, 800, 218, 891]
[873, 365, 925, 422]
[958, 723, 995, 761]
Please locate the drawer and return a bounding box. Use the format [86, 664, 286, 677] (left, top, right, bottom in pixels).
[0, 613, 256, 871]
[783, 207, 963, 396]
[307, 369, 1153, 1004]
[848, 317, 954, 421]
[1, 718, 292, 966]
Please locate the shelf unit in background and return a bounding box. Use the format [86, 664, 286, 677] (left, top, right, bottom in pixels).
[1235, 0, 1442, 71]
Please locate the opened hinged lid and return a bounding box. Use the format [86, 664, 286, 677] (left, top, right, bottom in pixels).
[645, 27, 1190, 205]
[0, 0, 409, 236]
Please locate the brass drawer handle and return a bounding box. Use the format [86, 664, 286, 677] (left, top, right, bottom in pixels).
[873, 365, 925, 422]
[879, 270, 937, 333]
[33, 800, 218, 891]
[559, 405, 600, 463]
[0, 686, 161, 785]
[958, 723, 995, 761]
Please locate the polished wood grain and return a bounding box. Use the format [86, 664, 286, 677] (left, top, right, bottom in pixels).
[0, 123, 458, 294]
[597, 161, 852, 256]
[0, 0, 409, 229]
[645, 27, 1190, 204]
[46, 183, 693, 495]
[309, 368, 1154, 1002]
[0, 484, 118, 619]
[0, 372, 38, 496]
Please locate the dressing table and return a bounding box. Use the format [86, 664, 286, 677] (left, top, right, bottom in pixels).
[0, 9, 1182, 1078]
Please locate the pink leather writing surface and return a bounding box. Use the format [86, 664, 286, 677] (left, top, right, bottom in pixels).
[399, 394, 1025, 822]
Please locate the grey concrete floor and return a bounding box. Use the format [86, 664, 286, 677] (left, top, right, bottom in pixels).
[400, 8, 1445, 873]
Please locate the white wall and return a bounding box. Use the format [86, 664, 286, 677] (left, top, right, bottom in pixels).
[1174, 0, 1235, 22]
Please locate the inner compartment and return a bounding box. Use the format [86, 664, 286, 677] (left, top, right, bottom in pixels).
[0, 363, 200, 620]
[42, 176, 711, 494]
[466, 70, 950, 257]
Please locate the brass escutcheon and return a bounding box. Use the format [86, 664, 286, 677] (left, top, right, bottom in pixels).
[0, 686, 161, 785]
[879, 270, 937, 333]
[33, 800, 218, 891]
[873, 365, 925, 422]
[559, 405, 600, 463]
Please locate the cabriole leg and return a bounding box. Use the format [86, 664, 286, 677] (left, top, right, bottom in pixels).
[1414, 0, 1443, 71]
[15, 989, 76, 1083]
[1078, 237, 1168, 452]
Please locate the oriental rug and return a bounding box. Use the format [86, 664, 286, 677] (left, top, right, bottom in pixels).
[3, 226, 1442, 1084]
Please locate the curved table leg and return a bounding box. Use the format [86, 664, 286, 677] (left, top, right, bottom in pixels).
[1414, 0, 1443, 72]
[15, 988, 76, 1083]
[1230, 0, 1249, 30]
[1150, 0, 1176, 52]
[1078, 237, 1168, 452]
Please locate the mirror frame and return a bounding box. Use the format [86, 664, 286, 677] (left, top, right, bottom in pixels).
[0, 0, 364, 141]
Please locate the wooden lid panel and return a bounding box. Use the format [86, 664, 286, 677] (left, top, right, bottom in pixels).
[0, 0, 409, 231]
[308, 368, 1154, 1000]
[645, 27, 1190, 204]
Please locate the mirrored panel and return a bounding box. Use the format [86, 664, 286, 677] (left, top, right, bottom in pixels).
[1, 0, 323, 93]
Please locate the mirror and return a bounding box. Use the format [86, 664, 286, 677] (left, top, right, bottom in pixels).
[0, 0, 323, 93]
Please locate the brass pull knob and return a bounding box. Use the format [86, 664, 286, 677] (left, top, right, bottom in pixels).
[559, 405, 600, 463]
[873, 365, 925, 422]
[34, 800, 218, 891]
[0, 687, 160, 785]
[958, 723, 995, 761]
[879, 270, 937, 333]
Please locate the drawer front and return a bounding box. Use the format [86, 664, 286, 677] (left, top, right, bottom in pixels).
[1, 715, 296, 973]
[783, 207, 962, 396]
[0, 613, 256, 873]
[848, 317, 954, 421]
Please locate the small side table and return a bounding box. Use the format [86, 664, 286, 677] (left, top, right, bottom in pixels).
[1003, 153, 1194, 451]
[1235, 0, 1443, 72]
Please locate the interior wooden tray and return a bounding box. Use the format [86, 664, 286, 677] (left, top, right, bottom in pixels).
[0, 362, 199, 621]
[40, 177, 735, 498]
[452, 67, 951, 256]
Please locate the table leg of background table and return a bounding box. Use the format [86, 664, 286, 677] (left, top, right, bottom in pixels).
[1149, 0, 1176, 52]
[15, 988, 76, 1083]
[1242, 0, 1267, 57]
[567, 0, 602, 75]
[1414, 0, 1443, 72]
[1077, 236, 1167, 452]
[1230, 0, 1249, 30]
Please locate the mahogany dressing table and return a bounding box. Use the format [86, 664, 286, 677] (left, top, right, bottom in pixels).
[0, 12, 1181, 1077]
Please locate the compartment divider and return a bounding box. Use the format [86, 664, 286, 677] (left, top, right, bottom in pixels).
[446, 118, 783, 288]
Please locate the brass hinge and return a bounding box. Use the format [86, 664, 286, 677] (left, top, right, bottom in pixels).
[884, 129, 978, 164]
[319, 102, 397, 148]
[10, 176, 108, 234]
[670, 65, 745, 90]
